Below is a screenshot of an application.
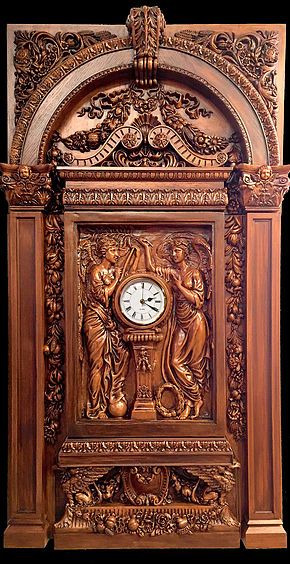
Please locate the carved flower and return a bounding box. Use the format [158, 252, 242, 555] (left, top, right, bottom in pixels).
[262, 43, 278, 64]
[152, 132, 169, 148]
[15, 47, 31, 65]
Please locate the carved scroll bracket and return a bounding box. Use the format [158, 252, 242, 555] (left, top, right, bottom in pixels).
[227, 163, 290, 212]
[0, 163, 54, 208]
[126, 6, 166, 87]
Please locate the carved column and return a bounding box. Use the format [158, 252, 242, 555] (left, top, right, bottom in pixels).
[0, 163, 54, 547]
[228, 164, 290, 549]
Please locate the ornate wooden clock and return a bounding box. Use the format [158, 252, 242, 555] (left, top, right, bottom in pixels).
[0, 6, 289, 550]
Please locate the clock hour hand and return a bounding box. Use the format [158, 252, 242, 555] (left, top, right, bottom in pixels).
[144, 301, 159, 312]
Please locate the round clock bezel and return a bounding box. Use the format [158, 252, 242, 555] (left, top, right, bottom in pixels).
[113, 272, 172, 329]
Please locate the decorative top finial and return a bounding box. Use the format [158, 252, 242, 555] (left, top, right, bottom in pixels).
[126, 6, 166, 87]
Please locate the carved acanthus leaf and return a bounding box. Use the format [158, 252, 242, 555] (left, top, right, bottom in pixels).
[126, 6, 166, 86]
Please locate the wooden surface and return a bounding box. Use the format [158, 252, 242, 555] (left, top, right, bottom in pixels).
[1, 8, 288, 550]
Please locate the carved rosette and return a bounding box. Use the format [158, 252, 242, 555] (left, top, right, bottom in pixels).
[227, 164, 290, 210]
[126, 6, 166, 86]
[0, 163, 53, 206]
[44, 213, 65, 443]
[55, 464, 239, 533]
[225, 215, 246, 440]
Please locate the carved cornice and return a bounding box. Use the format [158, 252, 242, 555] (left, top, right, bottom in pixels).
[227, 164, 290, 210]
[174, 29, 279, 127]
[0, 163, 54, 207]
[14, 30, 118, 124]
[162, 36, 279, 164]
[58, 166, 231, 182]
[225, 215, 246, 441]
[58, 166, 230, 208]
[126, 6, 165, 86]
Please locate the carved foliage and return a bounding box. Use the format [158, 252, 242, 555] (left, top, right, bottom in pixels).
[60, 438, 233, 454]
[13, 29, 117, 123]
[174, 29, 279, 126]
[44, 214, 65, 443]
[126, 6, 166, 86]
[0, 163, 53, 206]
[225, 215, 246, 440]
[55, 464, 239, 533]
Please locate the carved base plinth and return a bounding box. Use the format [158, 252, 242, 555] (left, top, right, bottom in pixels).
[54, 528, 241, 549]
[242, 522, 287, 549]
[4, 521, 50, 548]
[54, 503, 240, 549]
[131, 399, 157, 420]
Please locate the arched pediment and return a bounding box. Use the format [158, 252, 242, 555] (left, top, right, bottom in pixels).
[8, 11, 283, 167]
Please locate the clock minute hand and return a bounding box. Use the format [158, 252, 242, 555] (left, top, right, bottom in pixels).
[144, 301, 159, 312]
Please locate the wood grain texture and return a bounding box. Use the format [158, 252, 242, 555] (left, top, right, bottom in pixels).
[4, 212, 49, 548]
[243, 212, 286, 547]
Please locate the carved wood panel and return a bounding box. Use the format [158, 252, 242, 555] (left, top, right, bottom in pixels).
[1, 4, 289, 551]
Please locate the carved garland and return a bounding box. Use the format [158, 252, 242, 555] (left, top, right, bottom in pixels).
[44, 213, 65, 443]
[225, 215, 246, 440]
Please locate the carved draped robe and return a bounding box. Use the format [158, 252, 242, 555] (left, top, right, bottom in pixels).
[161, 267, 210, 408]
[83, 265, 129, 418]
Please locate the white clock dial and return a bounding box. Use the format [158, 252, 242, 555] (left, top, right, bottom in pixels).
[120, 277, 166, 325]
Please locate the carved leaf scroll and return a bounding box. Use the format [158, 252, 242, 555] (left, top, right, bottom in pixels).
[14, 29, 117, 123]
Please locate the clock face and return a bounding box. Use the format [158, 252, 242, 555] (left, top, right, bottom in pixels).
[119, 277, 166, 325]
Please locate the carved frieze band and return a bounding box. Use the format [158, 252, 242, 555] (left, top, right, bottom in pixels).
[59, 438, 233, 454]
[0, 163, 53, 206]
[44, 213, 65, 443]
[55, 464, 239, 533]
[63, 185, 228, 207]
[227, 164, 290, 210]
[225, 215, 246, 441]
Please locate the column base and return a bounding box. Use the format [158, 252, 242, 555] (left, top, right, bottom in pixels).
[4, 521, 50, 548]
[242, 522, 287, 549]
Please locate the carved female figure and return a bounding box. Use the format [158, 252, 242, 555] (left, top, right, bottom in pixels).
[141, 234, 211, 419]
[81, 233, 139, 419]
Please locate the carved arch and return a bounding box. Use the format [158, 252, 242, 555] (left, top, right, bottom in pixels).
[9, 35, 278, 166]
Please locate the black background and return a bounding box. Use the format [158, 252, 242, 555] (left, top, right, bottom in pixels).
[0, 1, 289, 560]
